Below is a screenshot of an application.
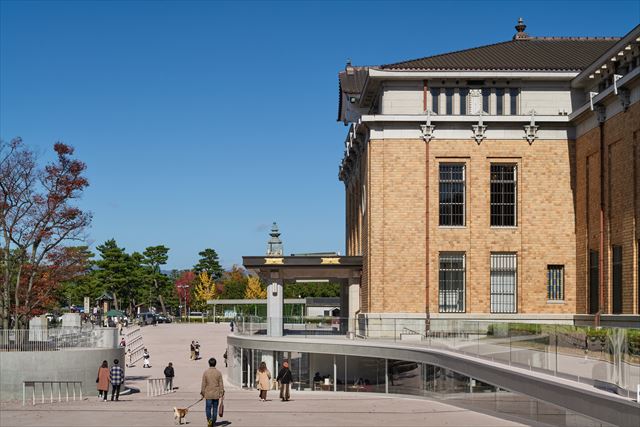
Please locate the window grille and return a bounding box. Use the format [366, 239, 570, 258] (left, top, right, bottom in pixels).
[439, 164, 465, 226]
[547, 265, 564, 300]
[431, 88, 440, 114]
[439, 253, 465, 313]
[490, 164, 517, 226]
[490, 253, 517, 313]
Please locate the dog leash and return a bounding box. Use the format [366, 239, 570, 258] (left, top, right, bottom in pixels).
[185, 397, 203, 409]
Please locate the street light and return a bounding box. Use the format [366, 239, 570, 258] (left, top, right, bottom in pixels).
[177, 284, 190, 321]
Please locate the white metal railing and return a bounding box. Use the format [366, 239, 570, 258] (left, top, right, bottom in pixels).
[23, 381, 83, 406]
[0, 327, 111, 351]
[147, 378, 171, 397]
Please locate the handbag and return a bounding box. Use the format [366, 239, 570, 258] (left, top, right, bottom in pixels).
[96, 377, 99, 383]
[218, 399, 224, 417]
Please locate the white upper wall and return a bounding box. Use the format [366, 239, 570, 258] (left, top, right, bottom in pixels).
[378, 79, 577, 116]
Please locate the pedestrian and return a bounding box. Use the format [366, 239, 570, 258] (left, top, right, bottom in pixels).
[164, 362, 175, 392]
[229, 320, 234, 332]
[276, 360, 292, 401]
[201, 357, 225, 427]
[223, 350, 228, 367]
[143, 348, 151, 368]
[109, 359, 124, 401]
[190, 341, 196, 360]
[255, 361, 271, 402]
[126, 348, 132, 367]
[96, 360, 110, 401]
[195, 341, 201, 360]
[119, 337, 126, 347]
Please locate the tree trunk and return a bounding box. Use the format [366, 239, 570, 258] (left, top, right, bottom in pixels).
[153, 278, 166, 314]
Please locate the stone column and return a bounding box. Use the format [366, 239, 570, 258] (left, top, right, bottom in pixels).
[348, 272, 361, 334]
[266, 272, 284, 337]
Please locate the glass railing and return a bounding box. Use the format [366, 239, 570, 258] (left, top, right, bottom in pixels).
[233, 316, 640, 399]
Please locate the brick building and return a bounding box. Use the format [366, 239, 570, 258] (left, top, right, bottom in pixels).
[338, 20, 640, 323]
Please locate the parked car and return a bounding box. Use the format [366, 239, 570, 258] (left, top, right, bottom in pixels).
[137, 312, 157, 325]
[156, 315, 172, 323]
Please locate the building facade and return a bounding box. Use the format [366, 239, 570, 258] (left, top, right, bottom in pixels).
[338, 20, 640, 322]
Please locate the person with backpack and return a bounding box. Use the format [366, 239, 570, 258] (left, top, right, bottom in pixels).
[276, 360, 292, 401]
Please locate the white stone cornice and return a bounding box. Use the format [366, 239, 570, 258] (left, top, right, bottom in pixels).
[368, 69, 579, 80]
[360, 114, 570, 123]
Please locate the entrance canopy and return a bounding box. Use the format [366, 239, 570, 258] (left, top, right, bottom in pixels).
[242, 255, 362, 336]
[242, 255, 362, 280]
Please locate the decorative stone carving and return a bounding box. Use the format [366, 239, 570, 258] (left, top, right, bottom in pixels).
[618, 88, 630, 112]
[471, 113, 487, 145]
[523, 110, 539, 145]
[420, 110, 435, 143]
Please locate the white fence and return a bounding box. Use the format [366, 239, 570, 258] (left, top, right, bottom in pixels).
[146, 378, 171, 397]
[0, 327, 116, 351]
[23, 381, 83, 406]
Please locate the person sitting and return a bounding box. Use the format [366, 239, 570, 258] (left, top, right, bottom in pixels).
[313, 372, 322, 383]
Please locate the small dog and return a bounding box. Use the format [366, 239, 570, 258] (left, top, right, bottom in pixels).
[173, 407, 188, 425]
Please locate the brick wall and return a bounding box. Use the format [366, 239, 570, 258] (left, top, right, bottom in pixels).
[575, 101, 640, 314]
[351, 137, 577, 315]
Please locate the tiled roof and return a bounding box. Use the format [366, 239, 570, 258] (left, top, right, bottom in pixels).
[338, 66, 368, 93]
[380, 38, 620, 71]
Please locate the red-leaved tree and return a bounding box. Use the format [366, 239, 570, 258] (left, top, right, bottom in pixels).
[0, 138, 91, 329]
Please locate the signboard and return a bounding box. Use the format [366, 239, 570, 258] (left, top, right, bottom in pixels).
[84, 296, 90, 314]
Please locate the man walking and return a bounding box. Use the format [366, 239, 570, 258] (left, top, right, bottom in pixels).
[109, 359, 124, 401]
[276, 360, 292, 401]
[201, 357, 224, 427]
[164, 362, 175, 392]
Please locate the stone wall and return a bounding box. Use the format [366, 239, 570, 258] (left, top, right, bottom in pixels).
[0, 347, 125, 401]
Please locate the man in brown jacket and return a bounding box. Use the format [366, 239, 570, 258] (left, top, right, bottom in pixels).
[201, 357, 224, 427]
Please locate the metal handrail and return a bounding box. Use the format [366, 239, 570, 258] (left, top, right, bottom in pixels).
[146, 378, 171, 397]
[23, 381, 83, 406]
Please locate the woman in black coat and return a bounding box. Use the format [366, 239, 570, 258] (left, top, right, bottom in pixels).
[276, 360, 292, 401]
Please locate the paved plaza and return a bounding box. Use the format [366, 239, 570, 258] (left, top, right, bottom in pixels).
[0, 323, 525, 426]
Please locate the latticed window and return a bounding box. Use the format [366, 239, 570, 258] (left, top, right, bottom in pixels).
[547, 265, 564, 301]
[490, 164, 517, 226]
[439, 164, 465, 226]
[490, 253, 517, 313]
[439, 253, 465, 313]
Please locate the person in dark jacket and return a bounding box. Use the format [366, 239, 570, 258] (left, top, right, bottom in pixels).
[276, 360, 292, 401]
[164, 362, 175, 392]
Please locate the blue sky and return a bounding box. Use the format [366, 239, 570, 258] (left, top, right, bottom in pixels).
[1, 1, 638, 269]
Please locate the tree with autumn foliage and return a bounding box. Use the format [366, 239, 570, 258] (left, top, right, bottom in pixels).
[0, 138, 91, 329]
[193, 271, 218, 311]
[174, 270, 196, 316]
[244, 276, 266, 299]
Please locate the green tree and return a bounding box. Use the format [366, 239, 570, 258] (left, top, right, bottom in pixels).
[284, 282, 341, 298]
[142, 245, 170, 314]
[193, 248, 224, 280]
[92, 239, 137, 311]
[219, 265, 247, 299]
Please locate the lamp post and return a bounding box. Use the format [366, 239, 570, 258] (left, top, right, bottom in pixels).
[177, 284, 189, 321]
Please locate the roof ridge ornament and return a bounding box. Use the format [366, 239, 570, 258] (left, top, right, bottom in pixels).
[513, 17, 530, 40]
